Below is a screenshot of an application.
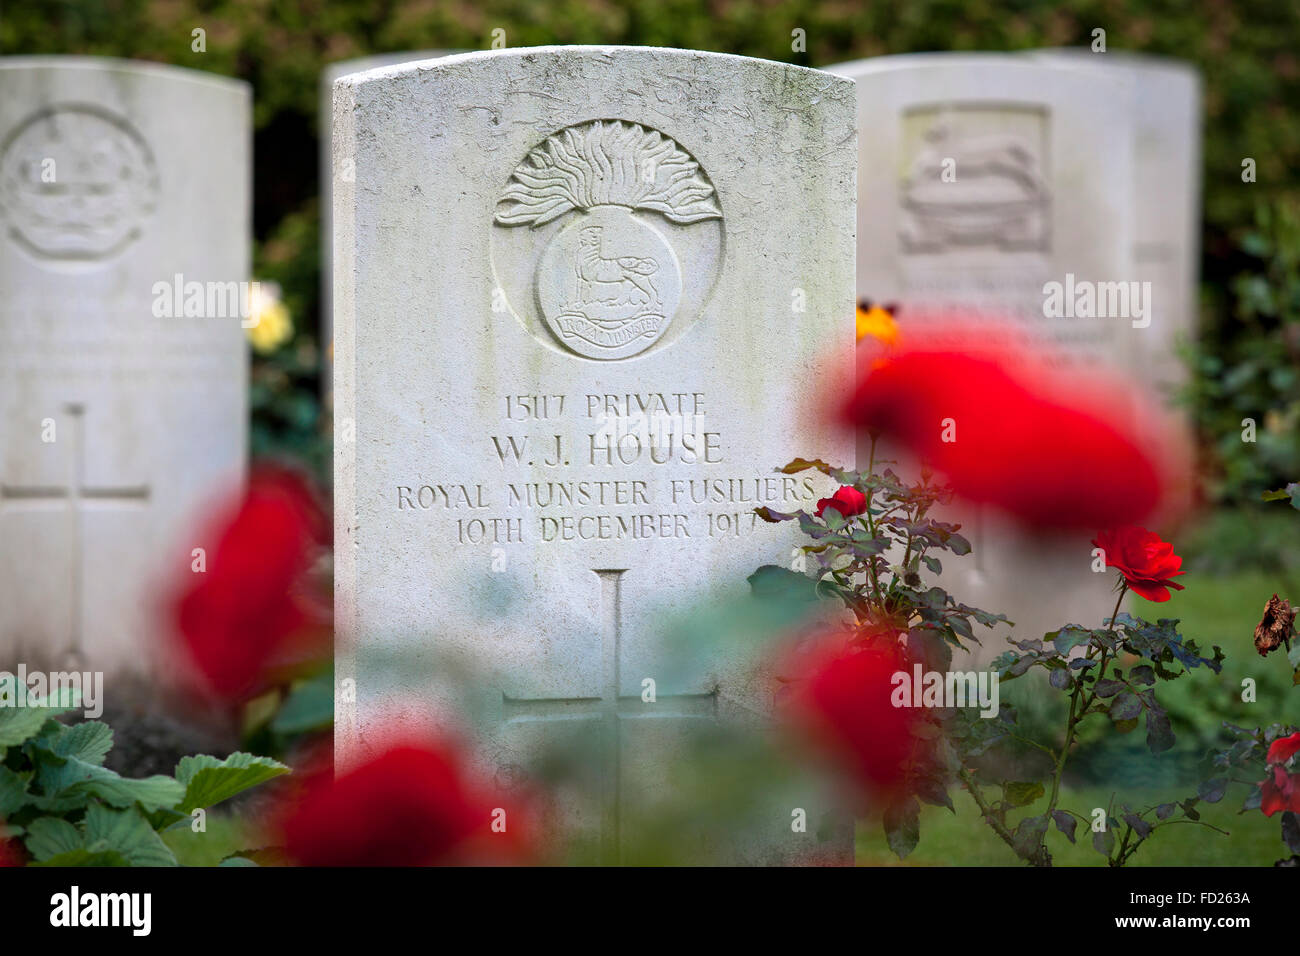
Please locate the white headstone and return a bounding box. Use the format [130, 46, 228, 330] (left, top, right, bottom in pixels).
[0, 58, 249, 675]
[828, 53, 1160, 658]
[334, 46, 856, 862]
[319, 51, 457, 405]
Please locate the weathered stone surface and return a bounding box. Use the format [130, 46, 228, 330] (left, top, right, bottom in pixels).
[334, 46, 856, 862]
[0, 57, 249, 675]
[319, 51, 457, 404]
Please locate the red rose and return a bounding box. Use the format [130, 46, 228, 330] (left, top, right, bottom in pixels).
[841, 323, 1165, 530]
[1267, 732, 1300, 766]
[278, 739, 526, 866]
[1091, 526, 1186, 602]
[780, 634, 917, 804]
[1260, 765, 1300, 817]
[815, 485, 868, 519]
[171, 465, 329, 700]
[0, 826, 21, 867]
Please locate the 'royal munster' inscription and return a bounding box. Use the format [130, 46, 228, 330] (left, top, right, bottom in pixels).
[396, 391, 817, 544]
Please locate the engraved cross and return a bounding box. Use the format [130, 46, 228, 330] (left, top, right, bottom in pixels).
[502, 568, 717, 864]
[0, 403, 150, 664]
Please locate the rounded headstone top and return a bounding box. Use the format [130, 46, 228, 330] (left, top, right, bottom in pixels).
[335, 45, 856, 90]
[0, 56, 249, 96]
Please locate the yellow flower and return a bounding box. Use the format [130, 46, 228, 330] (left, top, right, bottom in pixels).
[245, 281, 293, 354]
[856, 301, 899, 346]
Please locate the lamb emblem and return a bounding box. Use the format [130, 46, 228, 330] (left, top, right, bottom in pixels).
[575, 226, 660, 309]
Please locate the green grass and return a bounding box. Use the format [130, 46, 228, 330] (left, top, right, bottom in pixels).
[855, 783, 1285, 866]
[855, 568, 1299, 866]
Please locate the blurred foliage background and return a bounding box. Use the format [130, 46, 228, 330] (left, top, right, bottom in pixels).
[4, 0, 1298, 526]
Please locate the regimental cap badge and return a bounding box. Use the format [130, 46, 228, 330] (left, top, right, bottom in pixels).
[494, 120, 721, 228]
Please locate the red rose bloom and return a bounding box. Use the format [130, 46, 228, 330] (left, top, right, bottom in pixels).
[816, 485, 868, 520]
[1267, 732, 1300, 767]
[279, 740, 525, 866]
[780, 635, 917, 804]
[841, 325, 1165, 530]
[1260, 765, 1300, 817]
[0, 827, 21, 867]
[1091, 526, 1186, 602]
[172, 466, 329, 700]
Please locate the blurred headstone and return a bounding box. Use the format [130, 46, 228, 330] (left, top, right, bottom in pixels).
[334, 47, 855, 863]
[0, 58, 249, 676]
[319, 51, 457, 408]
[1026, 49, 1202, 394]
[827, 53, 1194, 661]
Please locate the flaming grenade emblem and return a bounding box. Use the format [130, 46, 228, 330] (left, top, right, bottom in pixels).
[494, 120, 722, 360]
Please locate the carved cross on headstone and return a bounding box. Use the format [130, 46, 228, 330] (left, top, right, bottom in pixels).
[0, 403, 149, 664]
[502, 568, 717, 864]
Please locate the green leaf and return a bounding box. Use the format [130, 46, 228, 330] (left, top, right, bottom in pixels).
[0, 765, 32, 817]
[270, 673, 335, 736]
[1282, 813, 1300, 855]
[1004, 781, 1045, 808]
[1122, 812, 1153, 840]
[1051, 810, 1077, 844]
[83, 803, 177, 867]
[753, 506, 797, 523]
[1109, 692, 1143, 722]
[883, 797, 920, 859]
[33, 721, 114, 766]
[32, 848, 130, 867]
[1094, 678, 1126, 698]
[1129, 665, 1156, 686]
[1146, 706, 1176, 754]
[38, 758, 184, 813]
[1092, 822, 1115, 857]
[174, 752, 290, 814]
[24, 817, 82, 862]
[0, 677, 80, 748]
[1262, 483, 1300, 509]
[1197, 777, 1228, 804]
[1012, 814, 1049, 860]
[746, 565, 818, 603]
[776, 458, 836, 475]
[796, 512, 833, 541]
[218, 855, 260, 867]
